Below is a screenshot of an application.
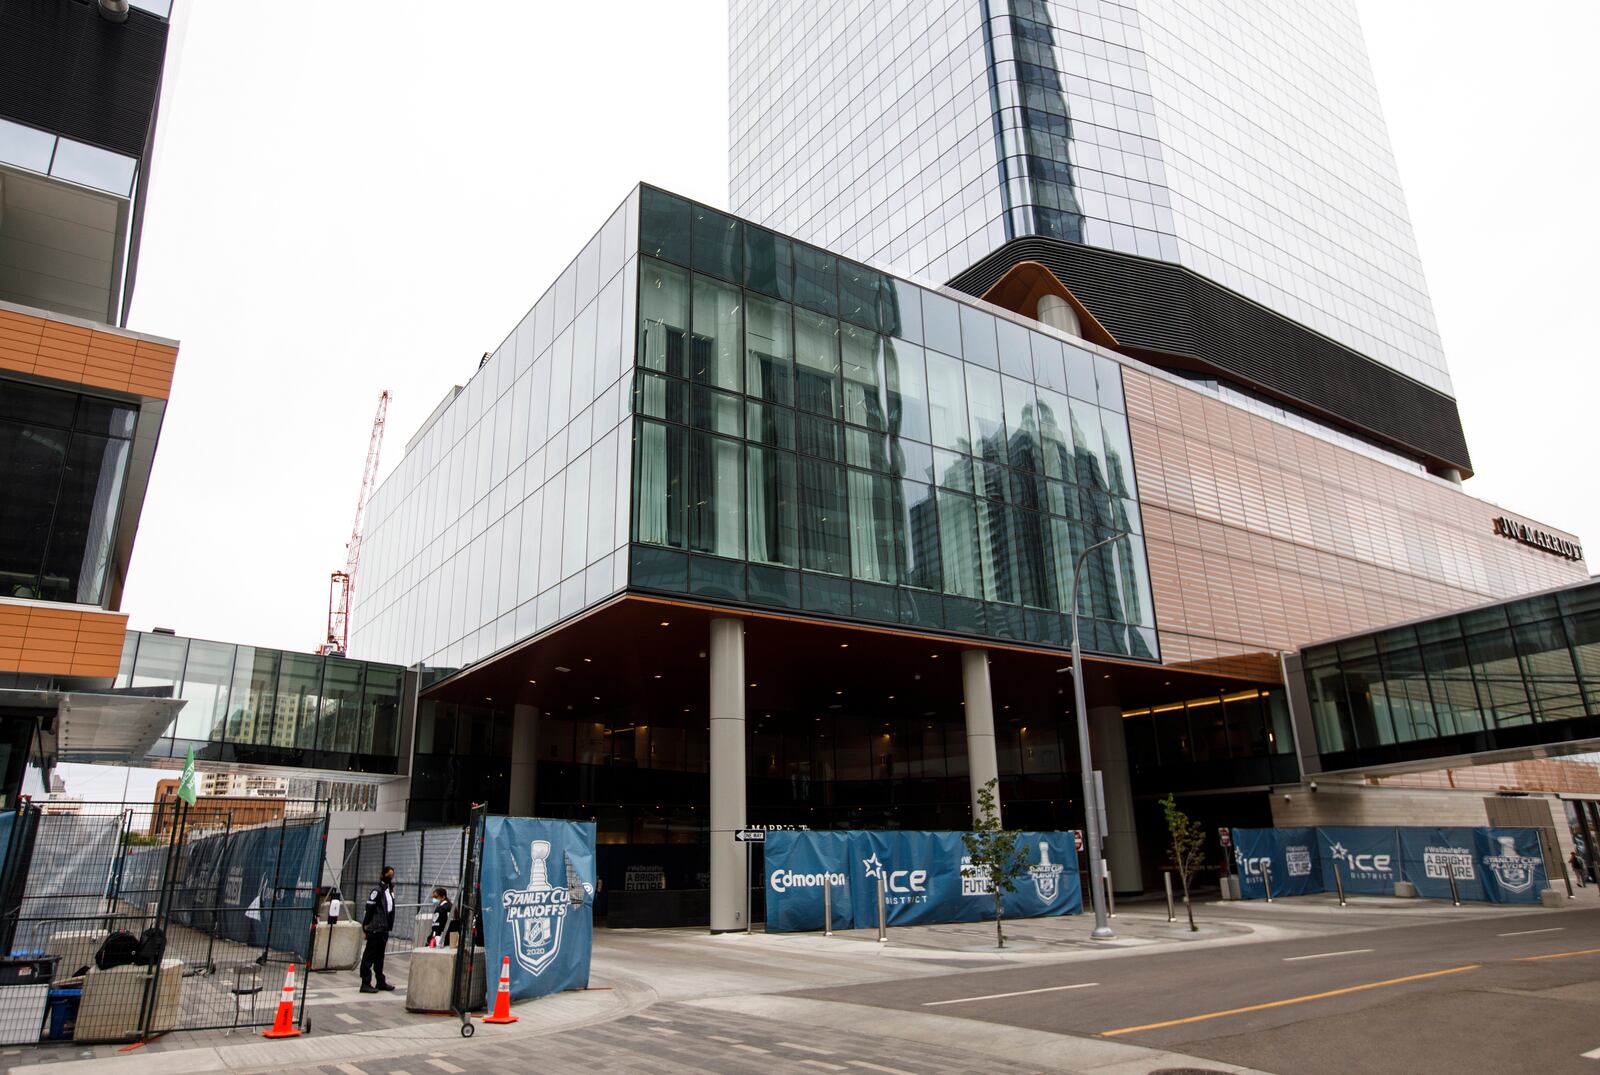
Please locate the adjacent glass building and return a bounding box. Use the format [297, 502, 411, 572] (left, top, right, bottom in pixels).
[730, 0, 1448, 392]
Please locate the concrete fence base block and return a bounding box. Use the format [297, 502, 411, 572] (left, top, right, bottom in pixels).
[1219, 876, 1240, 901]
[75, 958, 183, 1041]
[414, 912, 436, 948]
[406, 946, 486, 1013]
[1540, 887, 1566, 908]
[310, 920, 363, 970]
[1393, 881, 1418, 898]
[46, 929, 106, 979]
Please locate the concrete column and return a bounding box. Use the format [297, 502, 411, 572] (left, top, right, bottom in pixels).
[708, 617, 747, 932]
[508, 704, 540, 816]
[961, 649, 1001, 826]
[1088, 703, 1143, 893]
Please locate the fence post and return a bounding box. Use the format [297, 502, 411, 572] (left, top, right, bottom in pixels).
[876, 875, 887, 943]
[139, 797, 188, 1042]
[1104, 867, 1116, 918]
[1163, 871, 1176, 922]
[823, 877, 833, 936]
[1447, 862, 1462, 907]
[1332, 858, 1346, 906]
[1262, 861, 1274, 903]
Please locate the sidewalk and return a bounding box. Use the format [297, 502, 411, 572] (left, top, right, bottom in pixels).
[3, 893, 1577, 1074]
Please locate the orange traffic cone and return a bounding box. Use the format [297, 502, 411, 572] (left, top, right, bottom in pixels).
[261, 963, 302, 1038]
[482, 955, 518, 1024]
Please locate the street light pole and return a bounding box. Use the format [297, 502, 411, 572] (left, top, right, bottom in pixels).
[1068, 530, 1128, 941]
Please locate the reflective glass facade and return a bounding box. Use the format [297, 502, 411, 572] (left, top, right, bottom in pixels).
[352, 194, 639, 667]
[629, 187, 1156, 657]
[1294, 581, 1600, 773]
[119, 630, 409, 773]
[0, 378, 134, 606]
[730, 0, 1450, 392]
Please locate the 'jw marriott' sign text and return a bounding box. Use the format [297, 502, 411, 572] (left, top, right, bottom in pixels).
[1493, 516, 1583, 562]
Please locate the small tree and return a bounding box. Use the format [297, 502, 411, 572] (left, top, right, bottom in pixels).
[1161, 794, 1205, 932]
[961, 778, 1029, 948]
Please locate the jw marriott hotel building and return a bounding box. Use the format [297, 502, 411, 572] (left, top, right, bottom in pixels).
[340, 0, 1589, 928]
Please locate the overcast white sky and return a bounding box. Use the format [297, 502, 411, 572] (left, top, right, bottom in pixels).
[112, 0, 1597, 660]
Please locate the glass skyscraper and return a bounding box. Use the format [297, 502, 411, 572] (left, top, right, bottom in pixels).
[730, 0, 1449, 394]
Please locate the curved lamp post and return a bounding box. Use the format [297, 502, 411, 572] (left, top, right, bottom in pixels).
[1068, 530, 1128, 940]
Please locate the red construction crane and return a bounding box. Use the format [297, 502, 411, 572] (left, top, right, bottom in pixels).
[321, 390, 390, 656]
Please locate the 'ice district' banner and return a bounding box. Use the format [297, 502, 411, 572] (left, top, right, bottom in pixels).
[480, 816, 596, 1001]
[1229, 826, 1546, 904]
[764, 829, 1082, 932]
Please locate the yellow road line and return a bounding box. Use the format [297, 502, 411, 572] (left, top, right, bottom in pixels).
[1516, 947, 1600, 962]
[1099, 965, 1481, 1037]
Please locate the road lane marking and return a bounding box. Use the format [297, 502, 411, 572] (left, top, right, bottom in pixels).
[733, 1044, 770, 1054]
[336, 1012, 361, 1025]
[1517, 947, 1600, 962]
[923, 982, 1098, 1006]
[1099, 965, 1480, 1037]
[425, 1062, 464, 1074]
[1582, 1046, 1600, 1060]
[1499, 927, 1564, 937]
[799, 1062, 847, 1072]
[849, 1063, 917, 1075]
[708, 1035, 743, 1044]
[1282, 948, 1373, 962]
[780, 1042, 838, 1054]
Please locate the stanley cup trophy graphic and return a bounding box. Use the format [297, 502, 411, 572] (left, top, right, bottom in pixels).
[504, 838, 569, 976]
[1030, 841, 1064, 901]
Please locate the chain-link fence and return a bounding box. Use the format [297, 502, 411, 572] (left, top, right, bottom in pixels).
[338, 827, 466, 945]
[0, 799, 327, 1046]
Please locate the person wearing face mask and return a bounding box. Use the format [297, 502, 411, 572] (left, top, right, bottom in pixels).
[359, 865, 397, 993]
[429, 887, 454, 948]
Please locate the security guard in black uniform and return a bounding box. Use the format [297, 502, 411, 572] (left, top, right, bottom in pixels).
[359, 865, 397, 993]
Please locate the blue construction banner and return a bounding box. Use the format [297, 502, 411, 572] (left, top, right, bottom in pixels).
[1231, 827, 1320, 899]
[480, 816, 596, 1001]
[1475, 827, 1547, 904]
[765, 830, 1080, 932]
[765, 830, 852, 932]
[1318, 826, 1401, 896]
[1397, 828, 1488, 902]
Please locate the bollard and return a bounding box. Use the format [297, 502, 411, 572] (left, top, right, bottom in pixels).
[876, 875, 887, 943]
[1104, 866, 1116, 919]
[1262, 861, 1274, 903]
[1447, 863, 1462, 907]
[823, 877, 833, 937]
[1564, 869, 1575, 899]
[1163, 871, 1176, 923]
[1332, 859, 1347, 906]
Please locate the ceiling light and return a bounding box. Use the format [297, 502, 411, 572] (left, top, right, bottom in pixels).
[584, 658, 592, 663]
[528, 679, 537, 684]
[556, 665, 571, 673]
[840, 643, 849, 649]
[749, 683, 758, 688]
[593, 696, 600, 701]
[660, 621, 670, 627]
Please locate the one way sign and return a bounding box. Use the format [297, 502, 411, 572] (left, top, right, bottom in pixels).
[734, 829, 766, 843]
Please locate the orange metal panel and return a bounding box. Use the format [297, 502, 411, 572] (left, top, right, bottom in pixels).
[0, 307, 175, 400]
[0, 605, 128, 679]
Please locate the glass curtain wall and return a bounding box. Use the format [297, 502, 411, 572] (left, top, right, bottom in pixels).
[1301, 582, 1600, 768]
[120, 630, 408, 771]
[628, 187, 1157, 658]
[0, 379, 135, 605]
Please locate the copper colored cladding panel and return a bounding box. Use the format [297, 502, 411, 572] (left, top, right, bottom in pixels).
[1123, 367, 1588, 666]
[0, 603, 129, 679]
[0, 306, 177, 399]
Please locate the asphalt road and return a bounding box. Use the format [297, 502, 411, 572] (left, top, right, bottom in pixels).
[797, 907, 1600, 1074]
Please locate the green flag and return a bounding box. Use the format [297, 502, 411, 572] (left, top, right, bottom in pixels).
[177, 746, 197, 805]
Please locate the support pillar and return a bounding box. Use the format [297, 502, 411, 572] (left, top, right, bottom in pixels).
[1088, 704, 1142, 892]
[960, 649, 1000, 826]
[508, 704, 539, 816]
[709, 618, 747, 932]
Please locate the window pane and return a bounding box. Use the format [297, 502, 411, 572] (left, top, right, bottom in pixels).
[747, 446, 798, 567]
[691, 204, 740, 282]
[0, 416, 65, 599]
[936, 490, 982, 598]
[1037, 388, 1074, 482]
[899, 479, 941, 590]
[924, 349, 969, 453]
[1002, 375, 1038, 474]
[744, 292, 793, 405]
[793, 243, 837, 316]
[964, 364, 1008, 467]
[689, 432, 743, 559]
[794, 310, 841, 417]
[847, 469, 900, 584]
[798, 458, 847, 575]
[174, 640, 234, 743]
[743, 225, 793, 300]
[638, 258, 689, 377]
[841, 324, 886, 430]
[1069, 398, 1105, 488]
[640, 187, 691, 265]
[884, 342, 929, 444]
[279, 653, 325, 751]
[226, 646, 280, 746]
[959, 305, 998, 368]
[691, 274, 742, 392]
[632, 420, 685, 548]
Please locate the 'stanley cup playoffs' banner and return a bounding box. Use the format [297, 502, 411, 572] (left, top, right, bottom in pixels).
[765, 830, 1082, 932]
[480, 816, 597, 1001]
[1230, 825, 1546, 903]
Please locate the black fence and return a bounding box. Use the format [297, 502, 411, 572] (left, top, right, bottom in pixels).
[339, 826, 467, 946]
[0, 798, 328, 1046]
